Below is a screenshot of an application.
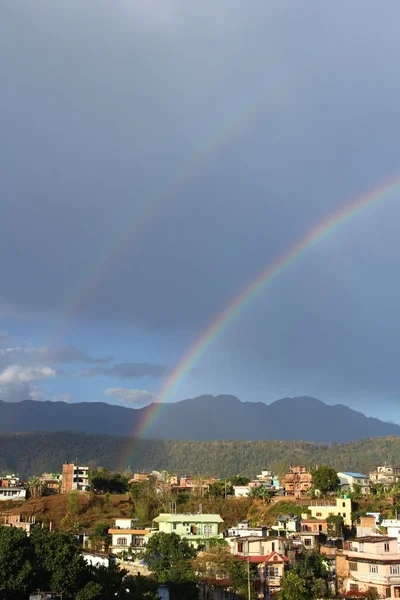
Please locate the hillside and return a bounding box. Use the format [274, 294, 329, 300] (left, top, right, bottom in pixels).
[2, 431, 400, 479]
[1, 395, 399, 443]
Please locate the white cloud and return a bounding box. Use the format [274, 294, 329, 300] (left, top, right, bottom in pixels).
[104, 388, 159, 406]
[0, 365, 56, 384]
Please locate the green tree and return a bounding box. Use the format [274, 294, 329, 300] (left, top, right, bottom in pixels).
[75, 581, 103, 600]
[326, 514, 344, 538]
[278, 572, 309, 600]
[229, 475, 250, 486]
[288, 550, 331, 599]
[0, 527, 34, 600]
[27, 475, 44, 499]
[208, 480, 233, 498]
[143, 532, 197, 584]
[311, 465, 340, 494]
[30, 525, 90, 598]
[249, 485, 272, 502]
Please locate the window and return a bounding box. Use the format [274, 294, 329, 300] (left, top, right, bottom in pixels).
[173, 523, 177, 530]
[117, 537, 127, 546]
[384, 542, 390, 552]
[359, 543, 364, 553]
[390, 566, 400, 575]
[318, 525, 322, 532]
[316, 512, 322, 517]
[369, 565, 378, 574]
[342, 502, 346, 507]
[271, 542, 275, 551]
[268, 567, 279, 577]
[304, 538, 312, 547]
[204, 525, 213, 536]
[343, 513, 346, 518]
[349, 562, 358, 572]
[237, 542, 244, 553]
[350, 584, 359, 591]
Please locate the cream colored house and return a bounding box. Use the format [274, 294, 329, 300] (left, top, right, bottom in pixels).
[342, 536, 400, 598]
[232, 536, 286, 557]
[108, 519, 152, 555]
[308, 497, 352, 527]
[338, 472, 370, 495]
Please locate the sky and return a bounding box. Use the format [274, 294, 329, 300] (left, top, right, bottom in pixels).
[1, 1, 400, 423]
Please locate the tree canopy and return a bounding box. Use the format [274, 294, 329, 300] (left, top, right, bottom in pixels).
[311, 465, 340, 494]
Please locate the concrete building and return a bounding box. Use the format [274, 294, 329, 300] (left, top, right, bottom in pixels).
[356, 515, 381, 538]
[308, 497, 352, 527]
[271, 514, 300, 537]
[283, 466, 312, 498]
[1, 514, 36, 533]
[108, 519, 152, 555]
[0, 486, 26, 501]
[61, 463, 89, 494]
[381, 519, 400, 551]
[232, 536, 287, 557]
[338, 472, 370, 495]
[226, 520, 268, 538]
[369, 465, 400, 489]
[152, 513, 223, 548]
[342, 536, 400, 598]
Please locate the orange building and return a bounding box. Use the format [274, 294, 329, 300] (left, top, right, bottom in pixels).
[283, 466, 312, 497]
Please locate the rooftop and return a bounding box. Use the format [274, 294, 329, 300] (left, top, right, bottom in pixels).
[339, 472, 367, 478]
[350, 536, 396, 543]
[153, 513, 223, 523]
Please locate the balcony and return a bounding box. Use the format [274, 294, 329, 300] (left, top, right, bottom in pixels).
[351, 573, 400, 585]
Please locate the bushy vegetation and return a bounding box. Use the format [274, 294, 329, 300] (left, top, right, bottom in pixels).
[2, 431, 400, 478]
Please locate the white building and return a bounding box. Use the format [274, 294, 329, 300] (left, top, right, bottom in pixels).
[226, 521, 268, 538]
[381, 519, 400, 551]
[233, 485, 250, 497]
[108, 518, 152, 555]
[338, 472, 369, 495]
[0, 487, 26, 501]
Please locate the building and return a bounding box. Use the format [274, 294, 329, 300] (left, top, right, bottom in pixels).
[271, 514, 300, 537]
[108, 519, 152, 555]
[233, 485, 250, 497]
[82, 551, 114, 568]
[152, 513, 223, 547]
[356, 515, 381, 538]
[381, 519, 400, 551]
[308, 497, 352, 527]
[61, 463, 89, 494]
[40, 473, 61, 493]
[369, 465, 400, 489]
[1, 514, 36, 533]
[338, 472, 370, 495]
[0, 486, 26, 501]
[341, 536, 400, 597]
[237, 551, 290, 596]
[283, 466, 312, 498]
[232, 536, 287, 557]
[226, 521, 268, 538]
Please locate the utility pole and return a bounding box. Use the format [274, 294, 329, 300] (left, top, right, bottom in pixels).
[247, 546, 251, 600]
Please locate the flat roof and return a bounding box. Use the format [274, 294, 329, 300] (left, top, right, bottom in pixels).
[153, 513, 223, 523]
[350, 536, 396, 543]
[339, 472, 367, 478]
[108, 529, 150, 535]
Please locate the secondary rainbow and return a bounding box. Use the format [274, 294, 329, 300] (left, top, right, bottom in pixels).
[120, 174, 399, 466]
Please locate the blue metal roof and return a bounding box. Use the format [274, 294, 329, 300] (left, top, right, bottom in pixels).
[340, 472, 367, 478]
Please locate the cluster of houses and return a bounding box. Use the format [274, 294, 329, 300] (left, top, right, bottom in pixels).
[105, 495, 400, 598]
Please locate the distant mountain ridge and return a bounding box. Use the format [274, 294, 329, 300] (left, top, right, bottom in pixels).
[0, 395, 399, 444]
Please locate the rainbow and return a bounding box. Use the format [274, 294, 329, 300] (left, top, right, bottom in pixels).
[119, 174, 399, 468]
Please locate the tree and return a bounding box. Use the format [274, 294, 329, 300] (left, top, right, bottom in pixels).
[229, 475, 250, 486]
[249, 485, 272, 502]
[143, 532, 197, 584]
[278, 572, 309, 600]
[30, 525, 90, 598]
[27, 476, 44, 499]
[0, 526, 34, 600]
[288, 550, 331, 599]
[327, 515, 344, 539]
[311, 465, 340, 494]
[208, 480, 233, 498]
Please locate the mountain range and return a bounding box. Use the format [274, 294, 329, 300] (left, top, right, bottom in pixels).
[0, 395, 399, 444]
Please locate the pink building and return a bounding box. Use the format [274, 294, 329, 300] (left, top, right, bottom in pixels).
[342, 536, 400, 597]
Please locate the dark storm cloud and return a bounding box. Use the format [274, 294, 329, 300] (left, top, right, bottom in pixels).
[82, 362, 167, 379]
[2, 1, 400, 398]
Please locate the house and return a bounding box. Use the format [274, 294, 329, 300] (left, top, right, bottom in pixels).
[108, 519, 152, 555]
[283, 466, 312, 498]
[0, 486, 26, 501]
[152, 513, 223, 548]
[236, 551, 290, 596]
[356, 515, 381, 538]
[1, 514, 36, 533]
[271, 514, 300, 537]
[226, 520, 268, 538]
[369, 465, 400, 489]
[61, 463, 89, 494]
[381, 519, 400, 551]
[341, 536, 400, 598]
[40, 473, 61, 493]
[232, 536, 286, 557]
[308, 497, 352, 527]
[233, 485, 250, 497]
[338, 472, 370, 495]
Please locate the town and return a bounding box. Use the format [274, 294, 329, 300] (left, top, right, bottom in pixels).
[2, 462, 400, 598]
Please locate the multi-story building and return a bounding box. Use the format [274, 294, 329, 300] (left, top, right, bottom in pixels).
[108, 519, 152, 555]
[341, 536, 400, 597]
[308, 497, 352, 527]
[271, 514, 300, 537]
[40, 473, 61, 493]
[0, 482, 26, 501]
[283, 466, 312, 497]
[338, 472, 370, 495]
[61, 463, 89, 494]
[2, 514, 36, 533]
[369, 465, 400, 489]
[381, 519, 400, 551]
[226, 520, 268, 538]
[152, 513, 223, 548]
[232, 536, 287, 557]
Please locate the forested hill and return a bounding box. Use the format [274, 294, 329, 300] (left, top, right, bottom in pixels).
[1, 395, 400, 443]
[2, 431, 400, 479]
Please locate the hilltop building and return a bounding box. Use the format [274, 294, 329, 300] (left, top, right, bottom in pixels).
[61, 463, 89, 494]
